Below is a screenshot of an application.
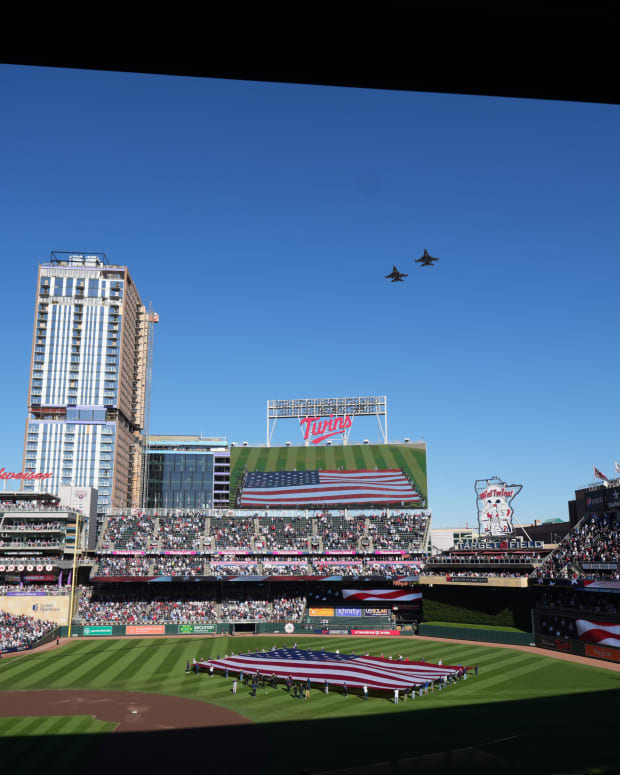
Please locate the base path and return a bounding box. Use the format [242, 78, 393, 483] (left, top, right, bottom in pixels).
[0, 690, 269, 774]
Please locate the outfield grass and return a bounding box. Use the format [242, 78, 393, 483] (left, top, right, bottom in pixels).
[423, 621, 529, 632]
[0, 635, 618, 774]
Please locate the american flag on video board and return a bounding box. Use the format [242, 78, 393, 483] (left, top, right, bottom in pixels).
[201, 649, 458, 691]
[576, 619, 620, 648]
[239, 469, 421, 506]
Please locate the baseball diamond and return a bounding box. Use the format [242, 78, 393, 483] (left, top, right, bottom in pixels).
[0, 634, 618, 775]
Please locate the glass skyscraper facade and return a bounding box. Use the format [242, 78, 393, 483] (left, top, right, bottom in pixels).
[145, 436, 230, 510]
[22, 253, 151, 526]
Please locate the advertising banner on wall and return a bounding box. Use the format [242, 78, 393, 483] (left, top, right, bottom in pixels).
[177, 624, 217, 635]
[125, 625, 166, 636]
[335, 607, 362, 617]
[309, 607, 335, 617]
[475, 477, 523, 537]
[585, 492, 607, 512]
[83, 626, 113, 636]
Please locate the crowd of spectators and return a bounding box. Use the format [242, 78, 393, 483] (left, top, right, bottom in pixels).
[537, 589, 619, 615]
[535, 513, 620, 580]
[158, 515, 206, 551]
[211, 518, 255, 549]
[421, 569, 529, 578]
[1, 520, 65, 531]
[311, 561, 364, 576]
[95, 510, 434, 556]
[78, 587, 150, 624]
[148, 599, 217, 623]
[75, 588, 307, 624]
[100, 514, 157, 551]
[426, 552, 545, 566]
[209, 563, 259, 576]
[0, 556, 59, 568]
[262, 563, 309, 575]
[219, 597, 272, 621]
[96, 556, 152, 576]
[367, 512, 429, 551]
[366, 562, 418, 577]
[256, 517, 313, 551]
[151, 556, 205, 576]
[0, 610, 56, 650]
[317, 515, 367, 550]
[0, 537, 62, 548]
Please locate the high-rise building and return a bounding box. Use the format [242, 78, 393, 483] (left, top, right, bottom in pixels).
[22, 252, 152, 529]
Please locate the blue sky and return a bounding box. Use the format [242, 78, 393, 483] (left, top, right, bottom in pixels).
[2, 64, 619, 528]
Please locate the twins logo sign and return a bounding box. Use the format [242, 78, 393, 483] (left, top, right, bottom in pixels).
[475, 477, 522, 537]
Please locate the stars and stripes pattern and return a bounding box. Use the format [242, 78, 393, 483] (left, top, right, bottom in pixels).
[239, 469, 421, 507]
[576, 619, 620, 648]
[200, 648, 460, 690]
[342, 589, 423, 602]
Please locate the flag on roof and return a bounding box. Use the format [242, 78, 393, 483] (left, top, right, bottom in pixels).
[614, 461, 620, 475]
[593, 466, 609, 482]
[201, 648, 460, 691]
[576, 619, 620, 648]
[239, 469, 421, 507]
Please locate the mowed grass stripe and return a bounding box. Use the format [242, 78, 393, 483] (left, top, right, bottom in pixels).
[0, 646, 90, 689]
[468, 654, 553, 692]
[123, 642, 187, 692]
[34, 638, 135, 689]
[85, 638, 170, 687]
[112, 641, 186, 691]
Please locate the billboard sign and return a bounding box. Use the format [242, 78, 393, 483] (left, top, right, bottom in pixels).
[475, 477, 522, 537]
[177, 624, 217, 635]
[605, 488, 620, 510]
[335, 607, 362, 617]
[125, 625, 165, 636]
[309, 607, 335, 617]
[83, 626, 113, 636]
[585, 492, 607, 512]
[300, 415, 353, 445]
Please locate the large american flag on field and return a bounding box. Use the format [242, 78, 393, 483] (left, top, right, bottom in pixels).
[201, 649, 460, 691]
[239, 469, 421, 507]
[576, 619, 620, 648]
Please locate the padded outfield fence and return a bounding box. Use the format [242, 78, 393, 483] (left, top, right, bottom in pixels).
[418, 624, 533, 646]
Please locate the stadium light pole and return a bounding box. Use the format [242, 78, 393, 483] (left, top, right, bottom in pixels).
[67, 510, 81, 639]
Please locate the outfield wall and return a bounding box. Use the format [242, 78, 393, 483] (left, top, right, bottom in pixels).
[0, 595, 71, 625]
[418, 624, 533, 646]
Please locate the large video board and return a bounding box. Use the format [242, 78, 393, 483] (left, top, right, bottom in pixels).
[229, 443, 427, 509]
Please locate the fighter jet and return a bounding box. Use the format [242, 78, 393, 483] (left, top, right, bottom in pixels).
[415, 249, 439, 266]
[385, 266, 408, 282]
